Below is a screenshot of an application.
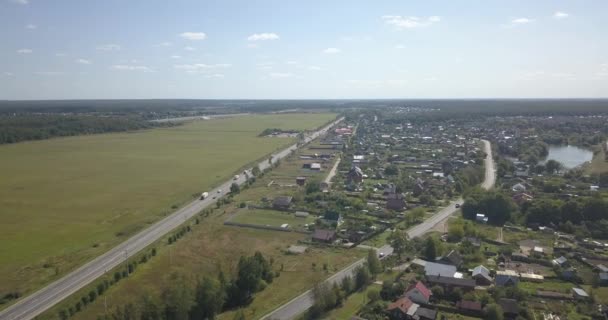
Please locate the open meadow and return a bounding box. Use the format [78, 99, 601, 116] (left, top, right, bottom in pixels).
[0, 113, 336, 299]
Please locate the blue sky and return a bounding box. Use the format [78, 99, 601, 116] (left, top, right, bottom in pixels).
[1, 0, 607, 99]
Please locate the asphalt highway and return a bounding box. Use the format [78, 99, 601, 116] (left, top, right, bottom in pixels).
[261, 139, 495, 320]
[0, 117, 344, 320]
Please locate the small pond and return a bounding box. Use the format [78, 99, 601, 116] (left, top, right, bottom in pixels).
[540, 145, 593, 169]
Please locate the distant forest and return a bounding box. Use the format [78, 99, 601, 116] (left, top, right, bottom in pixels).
[0, 115, 172, 145]
[1, 99, 607, 144]
[2, 99, 608, 116]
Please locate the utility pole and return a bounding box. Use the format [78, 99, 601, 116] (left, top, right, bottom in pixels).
[104, 269, 108, 317]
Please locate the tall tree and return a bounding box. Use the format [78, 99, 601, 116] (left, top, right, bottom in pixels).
[424, 237, 437, 260]
[190, 277, 225, 320]
[354, 265, 371, 290]
[139, 293, 161, 320]
[545, 159, 563, 174]
[390, 229, 410, 259]
[161, 274, 195, 320]
[366, 249, 383, 276]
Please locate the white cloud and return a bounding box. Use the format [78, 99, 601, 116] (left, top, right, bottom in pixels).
[269, 72, 294, 78]
[10, 0, 29, 5]
[156, 42, 172, 47]
[395, 44, 406, 49]
[553, 11, 569, 19]
[285, 60, 298, 65]
[307, 66, 322, 71]
[505, 17, 535, 27]
[179, 32, 207, 40]
[171, 55, 182, 59]
[247, 33, 280, 41]
[97, 44, 121, 51]
[17, 48, 32, 54]
[55, 53, 66, 57]
[76, 59, 92, 65]
[323, 48, 341, 54]
[382, 15, 441, 30]
[111, 65, 153, 72]
[25, 24, 37, 29]
[174, 63, 232, 73]
[512, 17, 533, 24]
[184, 46, 196, 51]
[246, 43, 259, 49]
[3, 72, 14, 76]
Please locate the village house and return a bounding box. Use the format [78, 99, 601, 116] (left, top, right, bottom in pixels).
[414, 308, 437, 320]
[296, 176, 306, 186]
[498, 298, 519, 320]
[552, 256, 569, 268]
[422, 261, 457, 278]
[495, 270, 519, 287]
[573, 288, 590, 301]
[272, 196, 293, 210]
[436, 250, 463, 268]
[472, 265, 492, 285]
[456, 300, 483, 317]
[386, 193, 406, 211]
[403, 281, 432, 304]
[386, 296, 418, 320]
[311, 229, 336, 243]
[475, 213, 488, 224]
[347, 166, 364, 184]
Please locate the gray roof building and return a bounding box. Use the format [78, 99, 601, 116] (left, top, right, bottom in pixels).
[424, 261, 457, 277]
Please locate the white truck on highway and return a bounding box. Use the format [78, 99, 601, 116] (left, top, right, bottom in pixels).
[200, 192, 209, 200]
[233, 175, 240, 180]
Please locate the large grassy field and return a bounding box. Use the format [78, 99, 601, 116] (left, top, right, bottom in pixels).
[0, 113, 336, 298]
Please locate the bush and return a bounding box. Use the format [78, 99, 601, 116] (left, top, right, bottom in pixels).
[88, 290, 97, 302]
[367, 288, 381, 302]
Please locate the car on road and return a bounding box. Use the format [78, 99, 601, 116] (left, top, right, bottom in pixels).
[455, 203, 461, 208]
[217, 189, 222, 193]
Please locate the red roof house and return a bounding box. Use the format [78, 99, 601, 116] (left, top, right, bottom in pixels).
[404, 281, 432, 304]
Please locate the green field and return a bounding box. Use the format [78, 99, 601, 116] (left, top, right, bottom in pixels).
[231, 209, 316, 228]
[0, 113, 336, 297]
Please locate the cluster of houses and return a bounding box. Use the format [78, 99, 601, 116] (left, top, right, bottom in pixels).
[381, 246, 593, 320]
[341, 116, 487, 214]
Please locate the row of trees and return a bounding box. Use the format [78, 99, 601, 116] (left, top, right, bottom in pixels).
[57, 248, 158, 320]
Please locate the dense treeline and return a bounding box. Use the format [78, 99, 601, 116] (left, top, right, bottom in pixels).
[521, 195, 608, 238]
[92, 251, 274, 320]
[0, 115, 172, 144]
[462, 188, 608, 239]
